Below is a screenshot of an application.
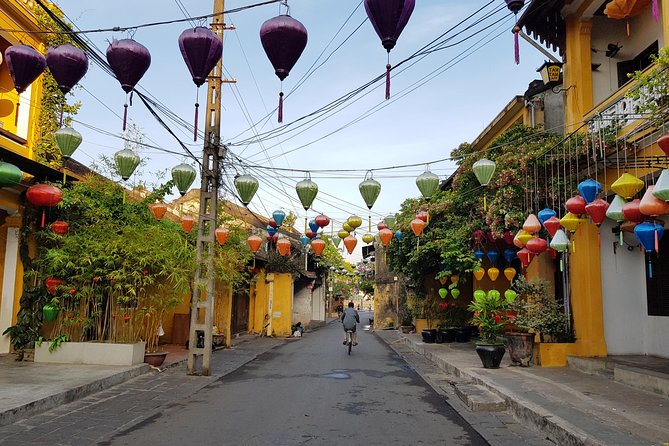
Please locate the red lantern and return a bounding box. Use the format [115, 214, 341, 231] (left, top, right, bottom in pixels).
[306, 229, 317, 239]
[622, 199, 644, 223]
[315, 214, 330, 228]
[585, 198, 609, 226]
[45, 277, 62, 295]
[149, 203, 167, 221]
[416, 211, 428, 223]
[247, 235, 263, 253]
[565, 195, 587, 216]
[526, 237, 547, 254]
[343, 235, 358, 254]
[543, 216, 561, 238]
[502, 230, 514, 245]
[215, 228, 229, 245]
[621, 221, 638, 233]
[181, 215, 196, 234]
[379, 228, 393, 247]
[311, 238, 326, 256]
[658, 134, 669, 157]
[277, 238, 291, 256]
[266, 234, 279, 244]
[268, 218, 278, 228]
[51, 220, 69, 236]
[377, 221, 389, 231]
[410, 218, 425, 237]
[517, 248, 535, 268]
[472, 229, 486, 243]
[26, 184, 63, 227]
[486, 231, 496, 244]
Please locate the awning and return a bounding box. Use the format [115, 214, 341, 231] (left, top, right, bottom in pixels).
[0, 144, 69, 184]
[517, 0, 566, 57]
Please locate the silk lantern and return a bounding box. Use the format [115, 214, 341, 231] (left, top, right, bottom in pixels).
[526, 237, 548, 254]
[247, 235, 263, 253]
[634, 221, 665, 277]
[377, 221, 389, 231]
[503, 248, 516, 263]
[46, 43, 89, 126]
[607, 195, 627, 245]
[51, 220, 69, 236]
[311, 238, 326, 256]
[639, 185, 669, 216]
[517, 248, 535, 268]
[149, 203, 167, 221]
[395, 230, 403, 241]
[416, 169, 439, 200]
[543, 216, 561, 238]
[622, 198, 644, 222]
[487, 267, 500, 281]
[560, 212, 583, 233]
[652, 170, 669, 201]
[487, 250, 499, 264]
[410, 218, 425, 237]
[585, 198, 610, 226]
[26, 184, 62, 227]
[438, 288, 448, 299]
[5, 45, 46, 94]
[538, 208, 556, 225]
[277, 237, 291, 256]
[504, 289, 518, 303]
[362, 233, 375, 244]
[308, 219, 319, 234]
[338, 229, 350, 239]
[234, 174, 259, 205]
[359, 172, 381, 208]
[300, 235, 309, 246]
[658, 135, 669, 156]
[379, 228, 393, 247]
[472, 158, 496, 210]
[473, 268, 485, 281]
[522, 214, 541, 234]
[504, 267, 516, 281]
[315, 214, 330, 228]
[451, 288, 461, 299]
[215, 228, 230, 246]
[611, 172, 644, 199]
[0, 162, 23, 188]
[55, 127, 82, 162]
[565, 195, 587, 216]
[502, 230, 515, 245]
[273, 210, 287, 227]
[181, 215, 196, 234]
[550, 229, 570, 252]
[114, 149, 140, 181]
[171, 163, 197, 196]
[577, 178, 602, 204]
[343, 235, 357, 254]
[474, 249, 485, 261]
[296, 176, 318, 210]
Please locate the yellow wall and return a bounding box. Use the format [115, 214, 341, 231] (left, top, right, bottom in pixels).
[248, 271, 293, 337]
[270, 273, 293, 337]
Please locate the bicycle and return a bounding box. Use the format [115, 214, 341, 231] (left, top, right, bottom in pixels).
[345, 329, 354, 355]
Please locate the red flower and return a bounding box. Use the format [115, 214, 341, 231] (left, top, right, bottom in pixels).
[143, 269, 149, 276]
[494, 314, 501, 323]
[123, 316, 130, 322]
[69, 289, 76, 295]
[474, 312, 480, 317]
[506, 312, 517, 319]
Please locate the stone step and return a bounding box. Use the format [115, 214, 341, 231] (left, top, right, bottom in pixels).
[453, 383, 506, 412]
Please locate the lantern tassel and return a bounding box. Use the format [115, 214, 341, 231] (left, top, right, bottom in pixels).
[483, 194, 487, 211]
[652, 0, 659, 21]
[368, 215, 371, 232]
[41, 209, 45, 228]
[385, 63, 391, 100]
[15, 102, 20, 127]
[572, 239, 576, 253]
[559, 256, 563, 272]
[514, 30, 520, 65]
[620, 225, 623, 246]
[655, 225, 659, 253]
[278, 92, 284, 123]
[649, 259, 653, 278]
[193, 102, 199, 142]
[626, 20, 631, 37]
[123, 103, 128, 132]
[63, 170, 66, 185]
[123, 189, 126, 204]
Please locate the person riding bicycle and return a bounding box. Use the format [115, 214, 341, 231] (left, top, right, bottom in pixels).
[341, 302, 360, 346]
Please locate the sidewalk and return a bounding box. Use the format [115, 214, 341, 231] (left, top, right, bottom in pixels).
[377, 330, 669, 446]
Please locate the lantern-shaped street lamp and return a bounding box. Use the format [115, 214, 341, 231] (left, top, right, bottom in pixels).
[260, 14, 308, 123]
[472, 158, 496, 211]
[537, 61, 563, 85]
[234, 174, 259, 205]
[171, 163, 197, 196]
[0, 162, 23, 188]
[106, 39, 151, 131]
[178, 27, 223, 141]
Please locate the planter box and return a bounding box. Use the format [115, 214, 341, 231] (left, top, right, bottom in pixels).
[535, 342, 575, 367]
[35, 342, 146, 366]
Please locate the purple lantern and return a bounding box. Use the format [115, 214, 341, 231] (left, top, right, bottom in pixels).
[364, 0, 415, 99]
[46, 44, 89, 126]
[4, 45, 46, 94]
[178, 27, 223, 141]
[260, 15, 308, 123]
[106, 39, 152, 131]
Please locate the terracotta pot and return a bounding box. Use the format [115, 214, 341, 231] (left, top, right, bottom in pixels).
[144, 351, 168, 367]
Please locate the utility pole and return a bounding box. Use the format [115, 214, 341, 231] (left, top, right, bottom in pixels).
[187, 0, 228, 376]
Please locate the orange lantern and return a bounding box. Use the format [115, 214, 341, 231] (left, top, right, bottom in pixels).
[277, 238, 291, 256]
[181, 215, 196, 234]
[247, 235, 262, 253]
[149, 203, 167, 221]
[311, 238, 326, 256]
[639, 185, 669, 217]
[343, 235, 357, 254]
[379, 228, 393, 247]
[215, 228, 229, 245]
[410, 218, 425, 236]
[473, 268, 485, 281]
[522, 214, 541, 234]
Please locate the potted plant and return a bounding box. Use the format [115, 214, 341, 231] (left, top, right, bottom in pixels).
[502, 278, 546, 367]
[468, 289, 508, 368]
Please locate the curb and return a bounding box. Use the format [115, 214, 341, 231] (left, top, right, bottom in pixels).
[0, 363, 149, 427]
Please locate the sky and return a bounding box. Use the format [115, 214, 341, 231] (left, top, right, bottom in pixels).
[49, 0, 556, 258]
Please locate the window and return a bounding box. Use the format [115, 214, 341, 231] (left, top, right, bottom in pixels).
[645, 232, 669, 316]
[617, 41, 659, 88]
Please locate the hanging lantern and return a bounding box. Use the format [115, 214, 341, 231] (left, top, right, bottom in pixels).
[311, 238, 326, 256]
[438, 288, 448, 299]
[299, 235, 309, 246]
[474, 249, 485, 261]
[377, 221, 389, 231]
[46, 44, 88, 95]
[270, 210, 285, 227]
[487, 250, 499, 264]
[379, 228, 393, 247]
[550, 229, 570, 252]
[171, 163, 197, 196]
[364, 0, 415, 99]
[416, 211, 428, 223]
[51, 220, 69, 236]
[247, 235, 263, 253]
[339, 222, 351, 233]
[267, 234, 279, 244]
[537, 208, 556, 225]
[487, 267, 500, 281]
[296, 175, 318, 211]
[513, 230, 527, 248]
[473, 268, 485, 281]
[106, 39, 151, 131]
[359, 172, 381, 209]
[361, 233, 373, 244]
[585, 198, 610, 226]
[5, 45, 46, 94]
[502, 230, 514, 245]
[45, 278, 62, 296]
[181, 215, 196, 234]
[522, 214, 541, 234]
[267, 225, 279, 237]
[215, 227, 230, 246]
[622, 198, 644, 222]
[114, 149, 140, 181]
[149, 203, 167, 221]
[652, 170, 669, 201]
[607, 195, 627, 242]
[0, 162, 23, 188]
[560, 212, 583, 233]
[415, 169, 439, 200]
[472, 159, 496, 186]
[384, 214, 397, 229]
[565, 195, 587, 216]
[611, 172, 644, 199]
[517, 248, 535, 268]
[504, 267, 516, 281]
[343, 235, 358, 254]
[277, 237, 291, 256]
[234, 174, 259, 205]
[337, 229, 350, 239]
[395, 230, 403, 241]
[268, 218, 278, 229]
[504, 289, 518, 303]
[26, 184, 62, 228]
[260, 14, 308, 123]
[503, 248, 517, 263]
[577, 178, 603, 204]
[315, 214, 330, 228]
[486, 231, 496, 244]
[526, 237, 548, 254]
[42, 304, 60, 322]
[308, 219, 319, 234]
[635, 221, 664, 252]
[621, 221, 638, 233]
[543, 216, 561, 238]
[518, 230, 534, 246]
[410, 218, 425, 236]
[332, 236, 341, 248]
[54, 127, 82, 161]
[450, 289, 461, 299]
[658, 135, 669, 156]
[347, 215, 363, 230]
[639, 185, 669, 217]
[472, 229, 486, 244]
[178, 27, 223, 141]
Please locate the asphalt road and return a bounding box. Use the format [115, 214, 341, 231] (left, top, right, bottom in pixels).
[107, 313, 488, 446]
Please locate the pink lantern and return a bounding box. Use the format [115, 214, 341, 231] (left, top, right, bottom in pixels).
[522, 214, 541, 234]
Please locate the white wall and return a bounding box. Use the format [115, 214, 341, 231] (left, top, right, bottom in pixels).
[600, 220, 669, 357]
[292, 284, 312, 327]
[0, 227, 19, 354]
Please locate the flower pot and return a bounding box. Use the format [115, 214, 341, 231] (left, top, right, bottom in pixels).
[468, 325, 480, 338]
[144, 351, 168, 367]
[475, 344, 506, 369]
[440, 328, 455, 343]
[504, 332, 535, 367]
[454, 327, 471, 343]
[435, 330, 444, 343]
[421, 328, 437, 343]
[42, 304, 59, 322]
[399, 325, 414, 334]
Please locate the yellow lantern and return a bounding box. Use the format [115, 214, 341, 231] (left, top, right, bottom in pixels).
[439, 276, 448, 285]
[560, 212, 583, 233]
[504, 267, 516, 281]
[473, 268, 485, 281]
[611, 172, 644, 199]
[518, 231, 534, 246]
[450, 274, 459, 284]
[487, 267, 499, 281]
